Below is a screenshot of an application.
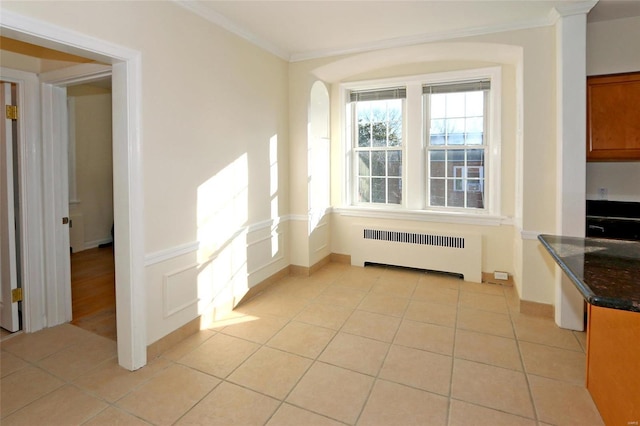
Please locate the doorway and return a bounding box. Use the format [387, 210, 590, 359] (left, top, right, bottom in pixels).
[2, 8, 146, 370]
[66, 79, 116, 341]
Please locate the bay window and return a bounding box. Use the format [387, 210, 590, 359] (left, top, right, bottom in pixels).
[343, 67, 501, 219]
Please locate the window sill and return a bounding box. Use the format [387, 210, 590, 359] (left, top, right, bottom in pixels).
[334, 205, 513, 227]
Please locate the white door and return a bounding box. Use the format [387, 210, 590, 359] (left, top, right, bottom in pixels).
[1, 81, 20, 332]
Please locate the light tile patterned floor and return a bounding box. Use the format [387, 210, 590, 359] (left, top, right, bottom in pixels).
[0, 263, 605, 425]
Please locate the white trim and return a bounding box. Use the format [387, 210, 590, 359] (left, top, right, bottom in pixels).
[549, 1, 598, 22]
[2, 9, 146, 371]
[66, 97, 77, 204]
[162, 263, 199, 318]
[145, 241, 200, 267]
[144, 216, 290, 267]
[520, 230, 542, 240]
[173, 0, 289, 61]
[335, 206, 512, 227]
[172, 0, 591, 63]
[289, 214, 309, 222]
[0, 67, 45, 333]
[39, 64, 112, 86]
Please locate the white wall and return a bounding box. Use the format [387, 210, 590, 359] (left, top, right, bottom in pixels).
[3, 1, 291, 346]
[68, 85, 113, 249]
[586, 16, 640, 202]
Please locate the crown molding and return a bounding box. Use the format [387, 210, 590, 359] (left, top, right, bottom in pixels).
[173, 0, 290, 61]
[549, 1, 598, 23]
[173, 0, 594, 64]
[290, 16, 553, 62]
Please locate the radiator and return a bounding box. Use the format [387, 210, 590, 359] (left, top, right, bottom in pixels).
[351, 226, 482, 282]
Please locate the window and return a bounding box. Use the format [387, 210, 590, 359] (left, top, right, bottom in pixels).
[343, 67, 501, 218]
[350, 88, 405, 205]
[425, 80, 490, 210]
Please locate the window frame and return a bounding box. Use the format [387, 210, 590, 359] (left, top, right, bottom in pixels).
[341, 66, 502, 219]
[350, 90, 406, 207]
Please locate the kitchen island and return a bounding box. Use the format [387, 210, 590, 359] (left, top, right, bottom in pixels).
[539, 235, 640, 426]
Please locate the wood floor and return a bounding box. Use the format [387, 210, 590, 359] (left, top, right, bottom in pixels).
[70, 246, 117, 341]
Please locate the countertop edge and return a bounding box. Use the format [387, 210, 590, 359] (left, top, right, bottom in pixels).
[538, 234, 640, 313]
[538, 234, 597, 300]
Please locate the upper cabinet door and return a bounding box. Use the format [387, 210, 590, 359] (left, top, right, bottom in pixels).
[587, 72, 640, 162]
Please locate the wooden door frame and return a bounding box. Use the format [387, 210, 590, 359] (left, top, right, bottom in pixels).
[1, 10, 147, 370]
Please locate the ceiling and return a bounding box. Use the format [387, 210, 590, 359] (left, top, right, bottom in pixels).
[176, 0, 640, 61]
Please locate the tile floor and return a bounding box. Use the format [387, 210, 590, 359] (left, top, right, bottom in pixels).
[0, 263, 604, 425]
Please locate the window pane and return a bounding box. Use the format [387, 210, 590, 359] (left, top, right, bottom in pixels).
[430, 94, 446, 119]
[358, 177, 370, 202]
[388, 150, 402, 176]
[466, 117, 483, 133]
[467, 149, 485, 168]
[429, 151, 445, 177]
[445, 92, 465, 117]
[388, 178, 402, 204]
[467, 180, 485, 208]
[447, 150, 465, 178]
[466, 132, 483, 145]
[372, 102, 386, 121]
[372, 178, 386, 203]
[388, 120, 402, 146]
[430, 134, 445, 146]
[447, 180, 465, 207]
[371, 151, 386, 176]
[446, 118, 465, 145]
[465, 91, 484, 116]
[388, 99, 402, 121]
[372, 122, 387, 147]
[430, 179, 445, 206]
[358, 151, 370, 176]
[358, 122, 371, 147]
[357, 102, 371, 121]
[430, 118, 445, 146]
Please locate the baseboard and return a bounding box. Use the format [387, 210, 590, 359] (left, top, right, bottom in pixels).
[290, 255, 330, 276]
[481, 272, 514, 287]
[520, 300, 554, 319]
[289, 264, 310, 276]
[330, 253, 351, 264]
[147, 316, 200, 360]
[238, 265, 290, 303]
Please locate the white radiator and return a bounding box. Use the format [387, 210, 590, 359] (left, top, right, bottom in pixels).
[351, 226, 482, 283]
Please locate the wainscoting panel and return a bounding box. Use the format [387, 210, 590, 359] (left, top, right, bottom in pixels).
[162, 263, 199, 318]
[144, 218, 289, 345]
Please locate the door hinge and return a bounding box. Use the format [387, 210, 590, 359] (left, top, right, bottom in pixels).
[11, 288, 23, 303]
[62, 217, 69, 225]
[5, 105, 18, 120]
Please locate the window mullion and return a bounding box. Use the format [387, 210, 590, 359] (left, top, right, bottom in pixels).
[405, 83, 422, 210]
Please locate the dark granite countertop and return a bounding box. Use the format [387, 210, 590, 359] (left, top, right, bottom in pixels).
[539, 235, 640, 312]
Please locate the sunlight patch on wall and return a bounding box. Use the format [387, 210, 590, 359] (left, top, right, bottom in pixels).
[197, 154, 249, 262]
[196, 154, 249, 321]
[270, 135, 280, 257]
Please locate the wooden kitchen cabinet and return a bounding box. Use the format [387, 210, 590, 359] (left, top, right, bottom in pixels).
[587, 72, 640, 161]
[586, 304, 640, 425]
